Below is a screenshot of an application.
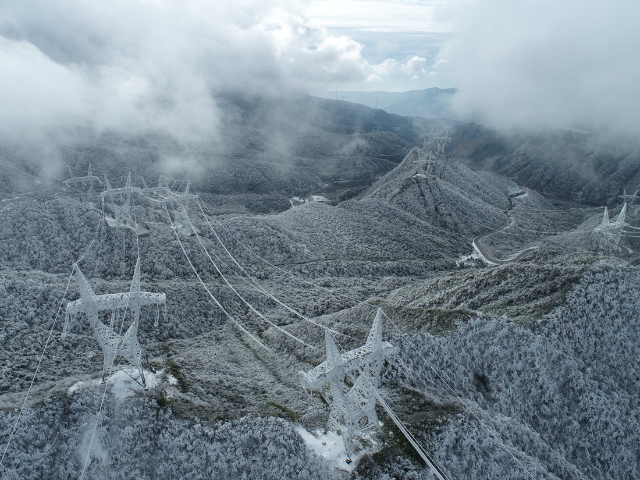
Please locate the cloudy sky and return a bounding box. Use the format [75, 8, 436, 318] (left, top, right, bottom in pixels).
[1, 0, 639, 150]
[303, 0, 456, 92]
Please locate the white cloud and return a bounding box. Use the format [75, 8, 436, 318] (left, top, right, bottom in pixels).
[400, 56, 427, 74]
[0, 0, 374, 149]
[371, 58, 400, 75]
[304, 0, 454, 33]
[370, 55, 427, 78]
[442, 0, 640, 133]
[433, 58, 448, 68]
[366, 74, 383, 82]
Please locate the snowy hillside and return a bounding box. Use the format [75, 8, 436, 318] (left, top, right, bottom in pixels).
[0, 127, 638, 480]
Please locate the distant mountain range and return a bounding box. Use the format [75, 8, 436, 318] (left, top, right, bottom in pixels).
[321, 88, 640, 206]
[321, 87, 459, 120]
[2, 88, 639, 208]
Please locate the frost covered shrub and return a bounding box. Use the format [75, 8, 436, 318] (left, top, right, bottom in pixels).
[391, 268, 640, 480]
[0, 391, 341, 479]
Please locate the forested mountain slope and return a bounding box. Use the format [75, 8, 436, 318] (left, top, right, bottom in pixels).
[0, 100, 638, 479]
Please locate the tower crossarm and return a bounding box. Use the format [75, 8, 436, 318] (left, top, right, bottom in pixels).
[100, 187, 141, 202]
[301, 341, 395, 389]
[64, 175, 103, 187]
[342, 341, 396, 364]
[65, 291, 166, 316]
[140, 186, 173, 196]
[164, 193, 199, 204]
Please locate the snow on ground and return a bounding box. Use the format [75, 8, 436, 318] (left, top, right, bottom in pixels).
[290, 195, 330, 207]
[456, 252, 481, 267]
[295, 426, 364, 473]
[68, 369, 168, 400]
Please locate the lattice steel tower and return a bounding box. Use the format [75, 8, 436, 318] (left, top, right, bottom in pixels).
[300, 308, 396, 460]
[62, 258, 166, 386]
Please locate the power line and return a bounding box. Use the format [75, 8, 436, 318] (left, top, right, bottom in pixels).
[178, 203, 313, 348]
[1, 220, 103, 466]
[194, 194, 540, 478]
[380, 310, 539, 480]
[193, 198, 354, 340]
[163, 203, 268, 351]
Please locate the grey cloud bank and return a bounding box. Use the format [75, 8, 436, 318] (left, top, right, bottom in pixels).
[0, 0, 374, 166]
[1, 0, 638, 177]
[442, 0, 640, 134]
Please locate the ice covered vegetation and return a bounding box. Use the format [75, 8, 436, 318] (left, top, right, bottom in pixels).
[1, 95, 639, 479]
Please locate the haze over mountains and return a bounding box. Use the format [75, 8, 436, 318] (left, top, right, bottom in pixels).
[1, 1, 640, 478]
[1, 85, 638, 478]
[3, 89, 639, 211]
[324, 88, 459, 120]
[0, 0, 640, 472]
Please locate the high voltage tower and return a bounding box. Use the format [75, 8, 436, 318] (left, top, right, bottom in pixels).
[420, 128, 451, 156]
[593, 203, 628, 253]
[165, 180, 198, 227]
[64, 164, 103, 192]
[619, 188, 639, 204]
[100, 172, 198, 228]
[300, 308, 396, 461]
[101, 172, 138, 227]
[421, 127, 437, 150]
[62, 258, 166, 386]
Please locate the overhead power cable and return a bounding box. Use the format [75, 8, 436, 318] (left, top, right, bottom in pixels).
[163, 203, 268, 351]
[178, 203, 312, 348]
[194, 198, 354, 340]
[380, 310, 539, 480]
[0, 219, 103, 467]
[195, 194, 541, 478]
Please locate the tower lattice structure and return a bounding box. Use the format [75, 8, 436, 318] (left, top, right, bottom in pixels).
[62, 258, 166, 386]
[300, 308, 396, 460]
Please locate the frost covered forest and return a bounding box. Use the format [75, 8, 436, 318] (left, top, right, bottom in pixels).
[1, 94, 639, 480]
[391, 268, 640, 479]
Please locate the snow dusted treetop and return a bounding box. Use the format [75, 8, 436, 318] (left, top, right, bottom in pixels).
[62, 258, 166, 386]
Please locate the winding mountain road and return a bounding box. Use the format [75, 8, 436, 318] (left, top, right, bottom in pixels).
[472, 217, 539, 265]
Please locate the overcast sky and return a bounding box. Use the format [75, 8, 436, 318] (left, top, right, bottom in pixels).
[303, 0, 456, 92]
[1, 0, 638, 151]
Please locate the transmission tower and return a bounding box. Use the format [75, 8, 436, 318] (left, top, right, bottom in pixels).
[421, 128, 437, 151]
[300, 308, 396, 461]
[593, 204, 628, 253]
[164, 180, 198, 229]
[435, 130, 451, 155]
[619, 188, 639, 205]
[63, 164, 103, 193]
[62, 258, 166, 386]
[101, 173, 141, 227]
